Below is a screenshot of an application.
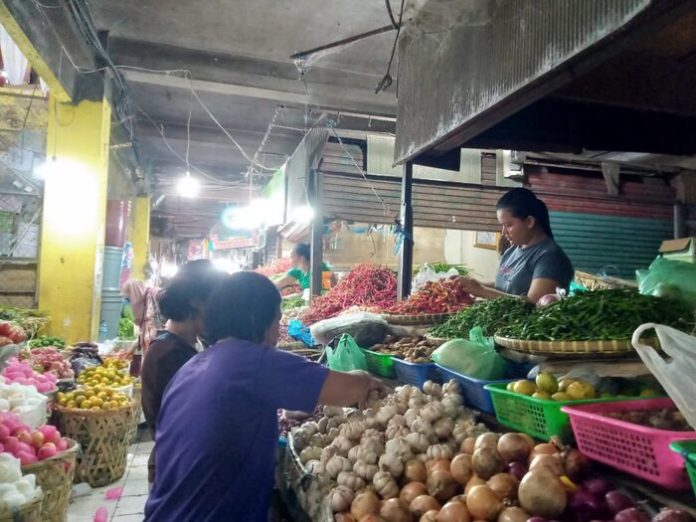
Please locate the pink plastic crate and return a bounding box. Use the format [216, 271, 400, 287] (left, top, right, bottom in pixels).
[562, 398, 696, 490]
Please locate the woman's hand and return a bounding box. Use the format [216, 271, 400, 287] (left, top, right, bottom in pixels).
[458, 276, 485, 297]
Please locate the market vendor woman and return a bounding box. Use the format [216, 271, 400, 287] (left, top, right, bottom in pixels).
[274, 243, 334, 291]
[460, 188, 574, 304]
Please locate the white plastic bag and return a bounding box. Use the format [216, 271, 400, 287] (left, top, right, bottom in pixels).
[412, 264, 459, 291]
[632, 323, 696, 429]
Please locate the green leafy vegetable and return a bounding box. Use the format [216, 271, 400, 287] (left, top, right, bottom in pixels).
[497, 289, 694, 341]
[431, 296, 534, 338]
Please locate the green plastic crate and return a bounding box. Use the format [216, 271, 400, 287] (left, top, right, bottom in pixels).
[484, 383, 643, 442]
[670, 440, 696, 498]
[360, 348, 395, 378]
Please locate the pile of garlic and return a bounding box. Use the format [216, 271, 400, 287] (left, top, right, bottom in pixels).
[291, 380, 490, 510]
[0, 381, 47, 429]
[0, 454, 41, 511]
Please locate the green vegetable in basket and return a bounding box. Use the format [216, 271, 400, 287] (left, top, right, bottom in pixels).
[431, 296, 534, 338]
[496, 289, 694, 341]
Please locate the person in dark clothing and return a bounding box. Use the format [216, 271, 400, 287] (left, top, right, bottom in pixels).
[141, 265, 224, 484]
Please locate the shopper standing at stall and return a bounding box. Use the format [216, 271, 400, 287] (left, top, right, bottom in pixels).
[141, 264, 224, 485]
[145, 272, 388, 522]
[121, 279, 162, 375]
[459, 188, 574, 303]
[274, 243, 335, 292]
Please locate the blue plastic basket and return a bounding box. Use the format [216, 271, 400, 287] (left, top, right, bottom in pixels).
[392, 358, 441, 388]
[434, 364, 513, 413]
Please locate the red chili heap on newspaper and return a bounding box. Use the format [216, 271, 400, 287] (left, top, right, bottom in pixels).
[301, 265, 397, 324]
[384, 277, 474, 315]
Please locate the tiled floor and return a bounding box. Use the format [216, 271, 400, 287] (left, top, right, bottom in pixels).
[67, 433, 150, 522]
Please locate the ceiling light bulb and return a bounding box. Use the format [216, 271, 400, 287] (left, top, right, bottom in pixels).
[177, 172, 200, 198]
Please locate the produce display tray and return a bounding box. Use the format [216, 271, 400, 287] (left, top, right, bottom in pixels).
[563, 398, 696, 490]
[424, 333, 450, 344]
[494, 335, 655, 357]
[360, 348, 396, 378]
[435, 364, 513, 413]
[381, 313, 453, 326]
[392, 358, 440, 388]
[670, 440, 696, 498]
[485, 383, 638, 443]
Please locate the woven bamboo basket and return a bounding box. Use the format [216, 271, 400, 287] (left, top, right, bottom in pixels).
[574, 271, 637, 291]
[55, 404, 132, 487]
[494, 335, 659, 358]
[0, 494, 43, 522]
[126, 383, 142, 444]
[382, 312, 453, 326]
[21, 440, 78, 522]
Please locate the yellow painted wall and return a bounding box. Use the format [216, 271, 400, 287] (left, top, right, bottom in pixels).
[130, 197, 151, 280]
[38, 98, 111, 342]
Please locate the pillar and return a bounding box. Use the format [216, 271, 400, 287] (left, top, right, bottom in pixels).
[130, 197, 151, 280]
[398, 161, 414, 299]
[38, 98, 111, 343]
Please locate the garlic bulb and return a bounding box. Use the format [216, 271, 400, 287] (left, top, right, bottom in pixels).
[299, 446, 322, 464]
[328, 485, 354, 512]
[326, 455, 352, 479]
[341, 420, 366, 441]
[378, 453, 404, 478]
[426, 443, 453, 461]
[385, 437, 413, 461]
[373, 470, 399, 499]
[360, 438, 385, 457]
[354, 460, 379, 481]
[331, 435, 354, 456]
[442, 379, 460, 395]
[306, 460, 325, 474]
[376, 405, 398, 427]
[405, 432, 430, 453]
[434, 417, 454, 439]
[337, 471, 365, 491]
[403, 409, 420, 428]
[385, 423, 410, 440]
[317, 416, 329, 434]
[347, 445, 361, 464]
[361, 428, 385, 444]
[420, 401, 445, 423]
[323, 405, 344, 417]
[423, 381, 442, 397]
[355, 446, 378, 465]
[411, 418, 436, 440]
[303, 421, 319, 438]
[310, 433, 329, 448]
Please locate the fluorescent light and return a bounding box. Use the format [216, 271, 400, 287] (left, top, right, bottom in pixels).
[177, 172, 200, 198]
[292, 205, 314, 223]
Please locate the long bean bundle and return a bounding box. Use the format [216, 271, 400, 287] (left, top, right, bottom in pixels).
[431, 296, 534, 338]
[497, 289, 694, 341]
[301, 265, 397, 324]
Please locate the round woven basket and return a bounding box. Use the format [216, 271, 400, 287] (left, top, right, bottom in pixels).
[126, 383, 142, 444]
[494, 335, 658, 357]
[55, 404, 133, 487]
[21, 440, 78, 522]
[382, 313, 453, 326]
[0, 494, 43, 522]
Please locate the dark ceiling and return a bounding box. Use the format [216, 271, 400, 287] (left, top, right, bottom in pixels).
[10, 0, 400, 237]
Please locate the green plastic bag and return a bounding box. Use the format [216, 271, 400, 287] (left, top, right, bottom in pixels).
[637, 257, 696, 307]
[431, 327, 507, 379]
[325, 333, 367, 372]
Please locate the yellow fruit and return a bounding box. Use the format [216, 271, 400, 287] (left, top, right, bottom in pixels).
[513, 380, 537, 396]
[506, 382, 516, 392]
[65, 392, 75, 401]
[566, 381, 596, 400]
[558, 378, 575, 392]
[81, 400, 92, 409]
[535, 372, 559, 394]
[551, 392, 571, 401]
[91, 406, 101, 411]
[75, 396, 85, 406]
[533, 391, 551, 400]
[66, 400, 77, 409]
[91, 398, 104, 408]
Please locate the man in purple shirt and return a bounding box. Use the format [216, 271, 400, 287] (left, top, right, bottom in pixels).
[145, 271, 386, 521]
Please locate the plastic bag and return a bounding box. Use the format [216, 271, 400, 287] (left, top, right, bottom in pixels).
[632, 323, 696, 429]
[431, 327, 507, 379]
[311, 313, 392, 347]
[288, 320, 316, 347]
[325, 334, 367, 372]
[412, 264, 460, 291]
[637, 257, 696, 307]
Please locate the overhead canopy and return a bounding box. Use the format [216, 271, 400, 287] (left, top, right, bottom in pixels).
[395, 0, 696, 163]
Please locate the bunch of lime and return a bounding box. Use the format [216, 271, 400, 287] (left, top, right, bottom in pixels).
[506, 372, 598, 401]
[57, 385, 131, 411]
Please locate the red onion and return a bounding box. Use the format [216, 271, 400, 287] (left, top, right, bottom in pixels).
[508, 461, 528, 480]
[537, 294, 561, 307]
[605, 491, 635, 515]
[614, 508, 650, 522]
[583, 478, 614, 497]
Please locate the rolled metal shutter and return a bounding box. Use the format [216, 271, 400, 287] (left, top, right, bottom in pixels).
[550, 211, 672, 279]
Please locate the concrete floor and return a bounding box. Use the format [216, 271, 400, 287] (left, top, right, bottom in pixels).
[67, 433, 150, 522]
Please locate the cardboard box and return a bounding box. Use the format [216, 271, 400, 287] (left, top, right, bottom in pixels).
[659, 237, 696, 263]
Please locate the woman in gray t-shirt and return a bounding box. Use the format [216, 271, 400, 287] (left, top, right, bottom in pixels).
[460, 188, 573, 304]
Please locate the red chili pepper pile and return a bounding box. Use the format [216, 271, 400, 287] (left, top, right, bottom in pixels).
[301, 265, 397, 324]
[384, 277, 474, 315]
[255, 257, 293, 278]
